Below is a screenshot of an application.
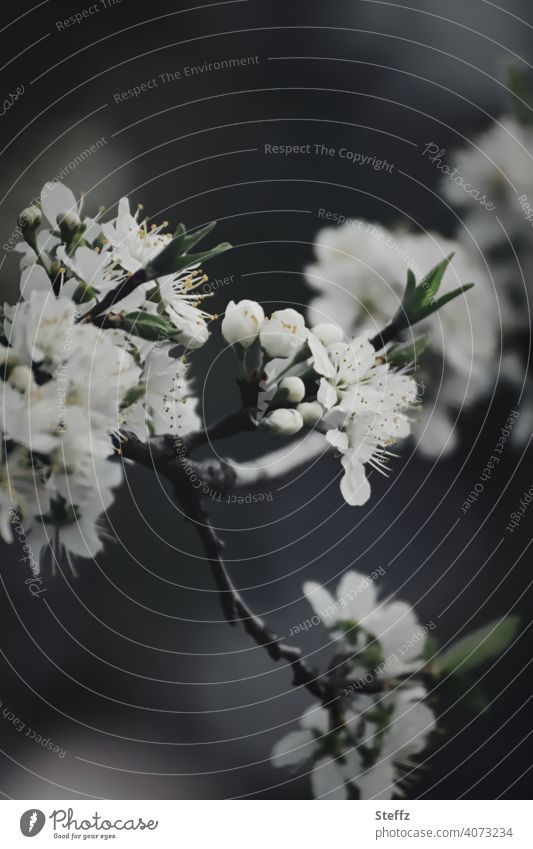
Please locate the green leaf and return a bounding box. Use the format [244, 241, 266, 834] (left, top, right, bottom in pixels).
[387, 335, 429, 367]
[122, 310, 174, 342]
[419, 254, 454, 304]
[144, 219, 231, 280]
[391, 257, 474, 332]
[437, 616, 520, 675]
[422, 283, 474, 319]
[121, 384, 146, 408]
[181, 221, 218, 252]
[172, 242, 231, 275]
[71, 282, 99, 304]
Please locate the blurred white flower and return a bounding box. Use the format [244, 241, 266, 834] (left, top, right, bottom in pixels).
[305, 222, 498, 455]
[4, 291, 77, 370]
[272, 570, 435, 799]
[303, 569, 427, 679]
[272, 689, 434, 799]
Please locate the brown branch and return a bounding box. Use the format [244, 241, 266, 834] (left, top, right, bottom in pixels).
[117, 431, 391, 706]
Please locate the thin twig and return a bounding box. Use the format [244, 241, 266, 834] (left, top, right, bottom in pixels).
[183, 406, 256, 451]
[77, 268, 147, 324]
[116, 431, 386, 705]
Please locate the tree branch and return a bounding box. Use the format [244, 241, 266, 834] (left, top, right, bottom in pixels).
[77, 268, 147, 324]
[369, 320, 402, 352]
[183, 407, 257, 451]
[116, 430, 387, 706]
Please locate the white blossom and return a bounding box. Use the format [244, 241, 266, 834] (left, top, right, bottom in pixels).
[272, 571, 435, 799]
[121, 346, 200, 440]
[260, 308, 307, 358]
[100, 197, 171, 273]
[221, 299, 265, 348]
[315, 337, 417, 506]
[306, 223, 498, 455]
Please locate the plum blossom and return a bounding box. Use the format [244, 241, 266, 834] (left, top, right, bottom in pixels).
[316, 338, 418, 506]
[305, 223, 498, 455]
[221, 299, 265, 348]
[271, 571, 435, 799]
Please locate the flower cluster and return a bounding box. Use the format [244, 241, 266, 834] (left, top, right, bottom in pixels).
[222, 300, 418, 505]
[305, 223, 498, 455]
[1, 182, 224, 564]
[271, 571, 435, 799]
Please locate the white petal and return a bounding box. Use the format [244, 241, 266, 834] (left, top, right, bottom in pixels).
[357, 761, 396, 800]
[311, 758, 348, 799]
[302, 581, 337, 627]
[336, 571, 378, 624]
[384, 702, 436, 760]
[340, 455, 371, 506]
[19, 265, 51, 299]
[300, 704, 330, 734]
[367, 601, 423, 665]
[317, 378, 338, 410]
[325, 427, 349, 452]
[307, 330, 335, 377]
[270, 730, 314, 767]
[41, 181, 78, 228]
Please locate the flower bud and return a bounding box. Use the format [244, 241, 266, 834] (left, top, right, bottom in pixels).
[221, 299, 264, 349]
[262, 408, 304, 436]
[279, 376, 306, 403]
[57, 210, 81, 238]
[8, 365, 33, 392]
[260, 308, 306, 358]
[297, 401, 324, 426]
[19, 206, 41, 232]
[312, 322, 344, 346]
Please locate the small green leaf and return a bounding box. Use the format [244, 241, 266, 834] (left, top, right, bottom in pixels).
[422, 283, 474, 318]
[391, 258, 474, 333]
[172, 242, 231, 275]
[437, 616, 520, 675]
[419, 254, 454, 304]
[71, 282, 99, 304]
[122, 310, 174, 341]
[181, 221, 218, 252]
[387, 335, 429, 367]
[144, 219, 231, 280]
[121, 385, 146, 408]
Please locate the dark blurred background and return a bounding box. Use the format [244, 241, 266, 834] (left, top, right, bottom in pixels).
[0, 0, 532, 800]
